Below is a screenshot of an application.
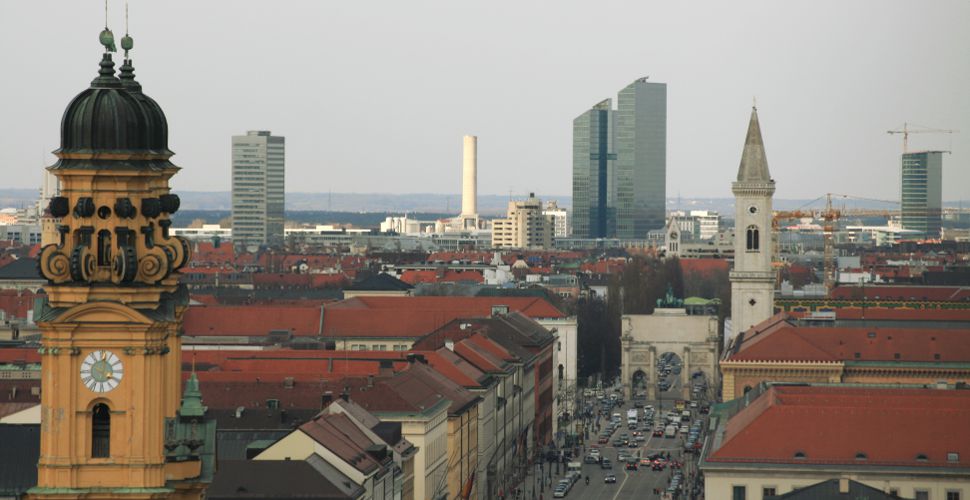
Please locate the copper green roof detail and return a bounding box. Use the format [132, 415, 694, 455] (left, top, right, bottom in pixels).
[179, 372, 207, 418]
[51, 46, 174, 172]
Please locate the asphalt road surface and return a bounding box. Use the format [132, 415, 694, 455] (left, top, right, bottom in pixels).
[528, 372, 708, 500]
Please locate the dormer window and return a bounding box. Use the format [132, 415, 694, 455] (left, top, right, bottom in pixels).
[793, 451, 806, 460]
[855, 452, 867, 461]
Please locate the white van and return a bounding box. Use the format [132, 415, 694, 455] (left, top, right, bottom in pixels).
[664, 425, 678, 438]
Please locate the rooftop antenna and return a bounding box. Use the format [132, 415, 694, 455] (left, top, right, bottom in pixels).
[121, 1, 133, 58]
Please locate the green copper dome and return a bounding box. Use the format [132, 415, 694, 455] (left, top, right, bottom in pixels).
[52, 52, 174, 171]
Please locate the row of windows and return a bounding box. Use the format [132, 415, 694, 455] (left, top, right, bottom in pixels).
[732, 485, 960, 500]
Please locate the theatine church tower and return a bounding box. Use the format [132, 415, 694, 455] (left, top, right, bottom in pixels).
[28, 24, 214, 500]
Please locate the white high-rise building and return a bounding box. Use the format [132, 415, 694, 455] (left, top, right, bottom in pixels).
[730, 107, 776, 333]
[492, 193, 554, 249]
[232, 131, 285, 247]
[543, 201, 570, 238]
[690, 210, 720, 240]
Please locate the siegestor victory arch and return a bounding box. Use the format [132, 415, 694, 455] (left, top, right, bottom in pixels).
[620, 302, 720, 402]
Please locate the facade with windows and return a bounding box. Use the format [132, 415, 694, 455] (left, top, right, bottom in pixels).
[491, 193, 554, 249]
[572, 78, 666, 239]
[232, 130, 285, 247]
[900, 151, 944, 239]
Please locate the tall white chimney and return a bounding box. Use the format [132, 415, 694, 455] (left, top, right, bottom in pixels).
[461, 135, 478, 217]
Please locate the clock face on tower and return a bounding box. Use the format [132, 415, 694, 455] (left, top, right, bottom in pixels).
[80, 350, 123, 393]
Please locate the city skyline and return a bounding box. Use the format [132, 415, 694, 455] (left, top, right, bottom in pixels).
[0, 1, 967, 202]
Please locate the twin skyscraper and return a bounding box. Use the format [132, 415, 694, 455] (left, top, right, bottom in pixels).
[572, 78, 667, 239]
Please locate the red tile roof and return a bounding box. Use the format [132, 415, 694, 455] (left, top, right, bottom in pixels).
[727, 315, 970, 363]
[707, 385, 970, 468]
[330, 296, 566, 318]
[0, 348, 41, 364]
[183, 305, 323, 337]
[679, 258, 729, 276]
[0, 290, 38, 320]
[322, 309, 459, 338]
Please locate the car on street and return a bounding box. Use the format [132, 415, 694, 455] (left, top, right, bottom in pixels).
[597, 436, 608, 444]
[600, 458, 612, 469]
[604, 473, 617, 483]
[640, 457, 652, 466]
[584, 454, 599, 464]
[625, 461, 638, 471]
[652, 428, 664, 437]
[651, 462, 665, 471]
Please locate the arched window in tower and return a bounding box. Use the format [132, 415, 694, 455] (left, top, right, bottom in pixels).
[92, 403, 111, 458]
[97, 230, 112, 266]
[745, 226, 760, 251]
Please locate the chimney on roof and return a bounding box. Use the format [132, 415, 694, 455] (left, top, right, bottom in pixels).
[838, 478, 849, 494]
[283, 377, 295, 389]
[379, 360, 394, 377]
[235, 406, 245, 419]
[491, 305, 509, 317]
[340, 386, 350, 402]
[322, 391, 334, 408]
[445, 339, 455, 351]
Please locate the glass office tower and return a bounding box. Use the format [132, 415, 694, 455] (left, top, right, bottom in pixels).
[900, 151, 943, 238]
[572, 79, 666, 239]
[616, 78, 667, 239]
[572, 99, 615, 238]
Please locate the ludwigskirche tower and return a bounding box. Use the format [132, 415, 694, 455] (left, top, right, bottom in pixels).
[29, 21, 213, 500]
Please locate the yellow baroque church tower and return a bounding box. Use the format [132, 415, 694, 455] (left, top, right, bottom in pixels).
[27, 25, 214, 500]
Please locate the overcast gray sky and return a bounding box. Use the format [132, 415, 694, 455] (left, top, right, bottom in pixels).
[1, 1, 967, 202]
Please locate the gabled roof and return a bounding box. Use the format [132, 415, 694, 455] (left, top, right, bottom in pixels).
[412, 314, 547, 365]
[207, 459, 361, 500]
[345, 273, 413, 291]
[706, 385, 970, 469]
[0, 258, 41, 280]
[727, 314, 970, 363]
[766, 478, 903, 499]
[298, 412, 390, 476]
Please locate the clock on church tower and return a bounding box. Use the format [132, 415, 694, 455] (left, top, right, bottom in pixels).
[27, 23, 213, 500]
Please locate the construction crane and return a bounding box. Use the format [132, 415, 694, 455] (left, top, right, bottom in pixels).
[887, 123, 958, 153]
[773, 193, 900, 292]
